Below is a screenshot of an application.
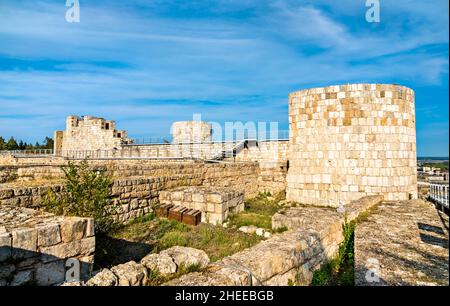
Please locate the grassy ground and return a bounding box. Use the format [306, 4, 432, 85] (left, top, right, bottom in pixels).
[226, 191, 285, 230]
[310, 221, 356, 286]
[95, 212, 263, 269]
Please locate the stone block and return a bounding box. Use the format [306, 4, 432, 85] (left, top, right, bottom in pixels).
[0, 233, 12, 262]
[141, 253, 177, 275]
[37, 224, 62, 247]
[60, 217, 87, 243]
[12, 228, 38, 259]
[35, 260, 66, 286]
[111, 261, 147, 286]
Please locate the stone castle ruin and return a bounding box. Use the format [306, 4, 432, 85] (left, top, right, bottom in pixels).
[54, 115, 131, 155]
[52, 83, 418, 205]
[1, 83, 430, 287]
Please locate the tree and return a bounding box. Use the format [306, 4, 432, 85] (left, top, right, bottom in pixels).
[43, 137, 54, 149]
[43, 161, 116, 234]
[5, 137, 19, 150]
[0, 135, 54, 151]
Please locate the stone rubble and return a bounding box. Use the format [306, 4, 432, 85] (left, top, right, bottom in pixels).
[76, 246, 211, 286]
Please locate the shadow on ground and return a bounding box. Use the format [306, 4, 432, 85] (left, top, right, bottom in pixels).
[94, 235, 154, 269]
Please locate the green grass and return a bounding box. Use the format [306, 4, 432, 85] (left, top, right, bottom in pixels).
[156, 223, 262, 262]
[107, 214, 262, 264]
[227, 191, 285, 230]
[97, 192, 286, 268]
[310, 220, 355, 286]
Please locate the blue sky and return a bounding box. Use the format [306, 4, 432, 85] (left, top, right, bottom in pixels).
[0, 0, 448, 156]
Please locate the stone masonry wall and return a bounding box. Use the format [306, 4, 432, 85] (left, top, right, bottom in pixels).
[0, 162, 259, 224]
[165, 195, 383, 286]
[287, 84, 417, 206]
[0, 206, 95, 286]
[235, 141, 288, 193]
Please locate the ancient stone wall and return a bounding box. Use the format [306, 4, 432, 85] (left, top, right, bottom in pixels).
[171, 121, 212, 143]
[0, 206, 95, 286]
[234, 141, 288, 193]
[0, 162, 260, 223]
[286, 84, 417, 206]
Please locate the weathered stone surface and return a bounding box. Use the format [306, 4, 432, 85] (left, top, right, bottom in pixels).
[0, 206, 95, 286]
[160, 186, 244, 225]
[60, 281, 83, 286]
[355, 200, 449, 286]
[86, 269, 118, 286]
[161, 246, 210, 269]
[35, 260, 66, 286]
[110, 261, 147, 286]
[12, 227, 38, 259]
[11, 269, 33, 286]
[85, 218, 95, 237]
[206, 263, 253, 286]
[37, 224, 61, 247]
[167, 195, 379, 286]
[0, 189, 14, 200]
[40, 237, 95, 262]
[163, 272, 237, 286]
[140, 253, 177, 275]
[0, 264, 15, 279]
[0, 233, 12, 262]
[60, 217, 86, 242]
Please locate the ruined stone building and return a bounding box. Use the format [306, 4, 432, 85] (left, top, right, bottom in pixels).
[54, 115, 131, 155]
[52, 83, 417, 205]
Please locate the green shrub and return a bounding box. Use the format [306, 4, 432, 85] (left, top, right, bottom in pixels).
[42, 160, 116, 234]
[274, 226, 288, 233]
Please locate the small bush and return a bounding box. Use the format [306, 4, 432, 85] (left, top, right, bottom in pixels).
[274, 226, 288, 233]
[42, 160, 116, 234]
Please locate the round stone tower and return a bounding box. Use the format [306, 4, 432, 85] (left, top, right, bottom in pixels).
[286, 84, 417, 207]
[171, 121, 212, 143]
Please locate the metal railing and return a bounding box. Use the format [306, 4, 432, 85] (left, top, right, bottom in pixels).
[0, 149, 54, 157]
[128, 130, 290, 145]
[428, 182, 449, 208]
[59, 142, 240, 160]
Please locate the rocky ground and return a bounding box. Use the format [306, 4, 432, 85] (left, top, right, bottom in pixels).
[355, 200, 449, 286]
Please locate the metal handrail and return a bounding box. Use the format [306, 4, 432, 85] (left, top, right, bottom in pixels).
[428, 182, 449, 208]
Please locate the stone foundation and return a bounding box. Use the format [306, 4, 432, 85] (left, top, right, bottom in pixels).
[159, 186, 244, 225]
[0, 206, 95, 286]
